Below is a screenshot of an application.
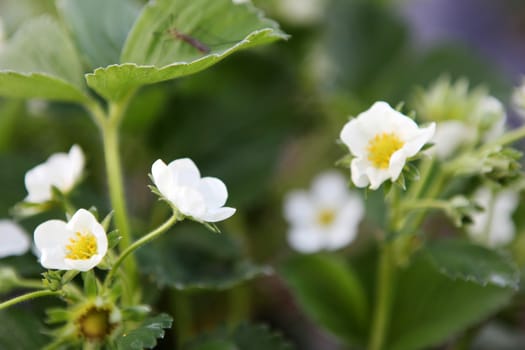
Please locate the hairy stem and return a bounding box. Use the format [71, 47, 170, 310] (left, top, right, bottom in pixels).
[369, 244, 395, 350]
[0, 290, 60, 311]
[104, 213, 180, 289]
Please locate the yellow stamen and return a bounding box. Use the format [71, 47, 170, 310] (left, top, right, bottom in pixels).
[317, 209, 336, 226]
[367, 132, 404, 169]
[65, 232, 97, 260]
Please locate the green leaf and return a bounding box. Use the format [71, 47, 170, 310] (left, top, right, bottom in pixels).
[185, 323, 294, 350]
[425, 239, 519, 289]
[117, 313, 173, 350]
[0, 309, 48, 349]
[86, 0, 288, 101]
[280, 254, 368, 347]
[57, 0, 140, 70]
[137, 224, 271, 291]
[0, 16, 88, 102]
[386, 251, 515, 350]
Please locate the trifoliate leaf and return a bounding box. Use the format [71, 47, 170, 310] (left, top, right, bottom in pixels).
[386, 251, 515, 350]
[0, 16, 88, 102]
[280, 254, 368, 347]
[57, 0, 140, 70]
[86, 0, 288, 101]
[424, 238, 519, 289]
[137, 225, 271, 291]
[117, 313, 173, 350]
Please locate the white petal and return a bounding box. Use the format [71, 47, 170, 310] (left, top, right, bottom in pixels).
[68, 209, 99, 233]
[311, 171, 348, 206]
[350, 159, 370, 188]
[201, 207, 236, 222]
[400, 123, 436, 158]
[173, 187, 206, 219]
[68, 145, 85, 183]
[287, 227, 325, 253]
[24, 164, 53, 203]
[388, 150, 408, 181]
[0, 220, 30, 258]
[40, 248, 70, 270]
[65, 254, 104, 272]
[152, 159, 174, 199]
[325, 198, 364, 249]
[198, 177, 228, 209]
[34, 220, 69, 252]
[168, 158, 201, 187]
[283, 190, 316, 224]
[34, 219, 70, 269]
[431, 121, 472, 159]
[366, 166, 391, 190]
[340, 118, 370, 157]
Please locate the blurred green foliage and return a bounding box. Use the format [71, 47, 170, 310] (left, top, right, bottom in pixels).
[0, 0, 521, 348]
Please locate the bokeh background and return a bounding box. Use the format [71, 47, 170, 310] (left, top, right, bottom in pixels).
[0, 0, 524, 348]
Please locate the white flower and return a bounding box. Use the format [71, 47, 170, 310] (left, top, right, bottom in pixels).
[34, 209, 108, 271]
[340, 101, 435, 190]
[151, 158, 236, 222]
[24, 145, 85, 203]
[467, 188, 519, 247]
[283, 171, 364, 253]
[0, 220, 30, 258]
[477, 96, 506, 142]
[431, 120, 475, 159]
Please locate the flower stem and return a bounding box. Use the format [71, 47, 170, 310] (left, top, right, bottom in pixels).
[486, 124, 525, 149]
[369, 244, 394, 350]
[104, 214, 180, 289]
[0, 290, 60, 311]
[86, 93, 136, 302]
[16, 279, 44, 290]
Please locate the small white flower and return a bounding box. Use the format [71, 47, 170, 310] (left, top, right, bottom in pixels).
[24, 145, 85, 203]
[284, 171, 364, 253]
[431, 120, 475, 159]
[151, 158, 236, 223]
[340, 101, 435, 190]
[467, 188, 519, 247]
[0, 220, 30, 258]
[34, 209, 108, 271]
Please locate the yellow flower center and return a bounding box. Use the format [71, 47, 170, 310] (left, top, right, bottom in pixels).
[317, 209, 336, 226]
[76, 305, 114, 342]
[367, 132, 405, 169]
[65, 232, 97, 260]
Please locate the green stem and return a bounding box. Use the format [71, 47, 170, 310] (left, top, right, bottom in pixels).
[369, 244, 394, 350]
[486, 124, 525, 149]
[0, 290, 60, 311]
[104, 214, 179, 289]
[87, 93, 136, 302]
[16, 279, 44, 290]
[401, 199, 450, 212]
